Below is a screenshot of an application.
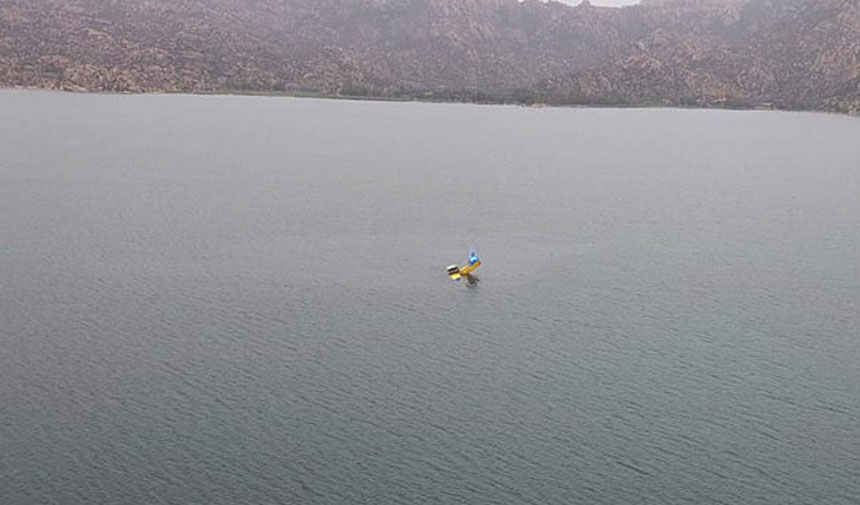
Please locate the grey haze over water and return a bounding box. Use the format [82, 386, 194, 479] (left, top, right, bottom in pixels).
[1, 90, 859, 504]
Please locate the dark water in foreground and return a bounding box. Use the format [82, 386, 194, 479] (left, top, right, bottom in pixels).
[2, 91, 859, 504]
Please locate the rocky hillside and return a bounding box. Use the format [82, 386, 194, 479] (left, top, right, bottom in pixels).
[1, 0, 858, 112]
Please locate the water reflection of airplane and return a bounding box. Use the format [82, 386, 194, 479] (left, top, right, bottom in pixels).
[446, 250, 481, 286]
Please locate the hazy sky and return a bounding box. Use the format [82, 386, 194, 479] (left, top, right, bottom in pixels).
[593, 0, 640, 5]
[556, 0, 640, 6]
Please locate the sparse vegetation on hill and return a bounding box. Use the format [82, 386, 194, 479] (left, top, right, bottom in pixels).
[1, 0, 858, 112]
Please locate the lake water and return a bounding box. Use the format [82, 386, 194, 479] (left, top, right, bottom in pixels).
[2, 90, 859, 504]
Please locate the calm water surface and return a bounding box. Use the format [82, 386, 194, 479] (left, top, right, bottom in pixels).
[2, 90, 859, 504]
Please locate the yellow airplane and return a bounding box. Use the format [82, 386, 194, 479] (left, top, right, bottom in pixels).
[447, 250, 481, 285]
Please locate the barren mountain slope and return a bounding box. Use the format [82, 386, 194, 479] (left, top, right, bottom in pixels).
[1, 0, 858, 112]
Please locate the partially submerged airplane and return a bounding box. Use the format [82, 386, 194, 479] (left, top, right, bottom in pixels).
[447, 250, 481, 286]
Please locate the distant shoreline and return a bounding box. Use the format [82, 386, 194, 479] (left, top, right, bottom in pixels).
[2, 85, 853, 117]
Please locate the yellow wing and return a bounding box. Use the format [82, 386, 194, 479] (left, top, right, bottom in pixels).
[458, 259, 481, 275]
